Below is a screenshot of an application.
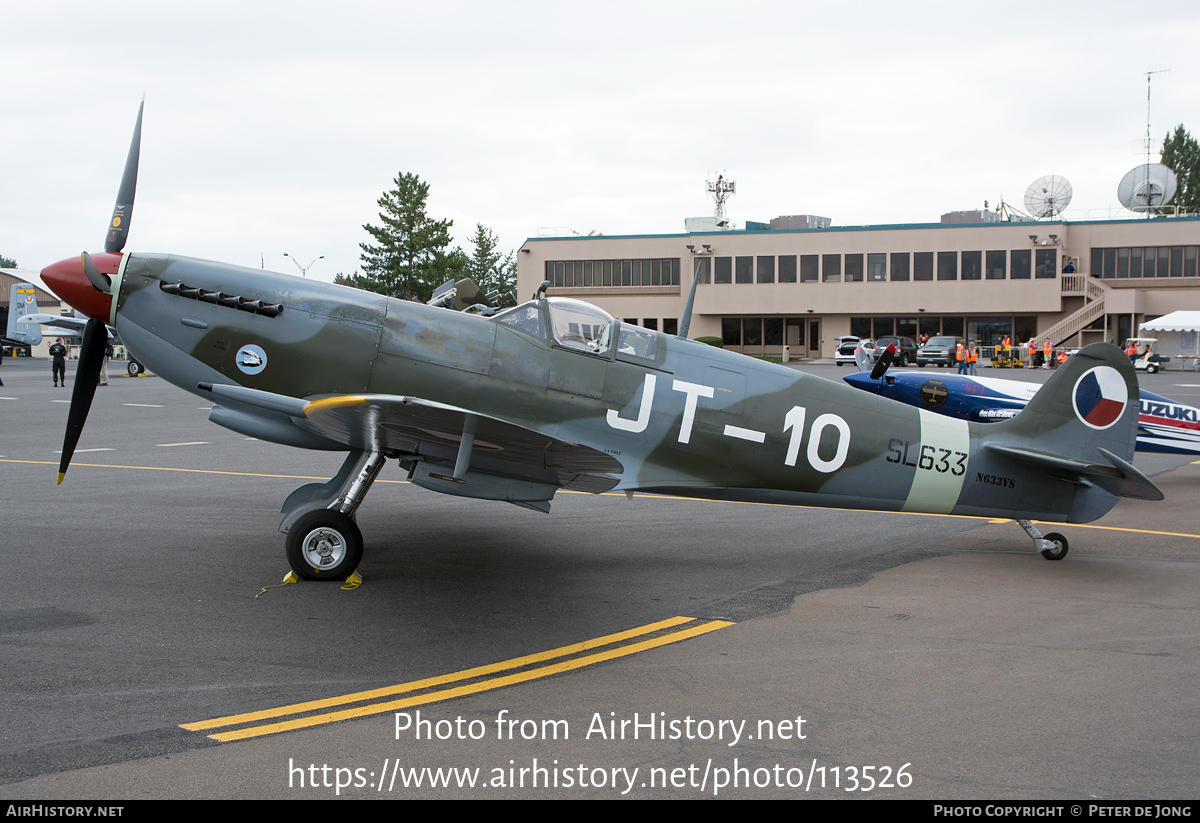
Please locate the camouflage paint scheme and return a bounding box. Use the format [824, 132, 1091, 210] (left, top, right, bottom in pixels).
[103, 251, 1156, 531]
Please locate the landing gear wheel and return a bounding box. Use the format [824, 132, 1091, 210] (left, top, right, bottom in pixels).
[1040, 532, 1068, 561]
[286, 510, 363, 580]
[127, 360, 143, 376]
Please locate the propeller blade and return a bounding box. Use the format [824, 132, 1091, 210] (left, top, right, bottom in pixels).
[869, 344, 896, 380]
[80, 251, 111, 293]
[104, 99, 143, 254]
[57, 318, 108, 484]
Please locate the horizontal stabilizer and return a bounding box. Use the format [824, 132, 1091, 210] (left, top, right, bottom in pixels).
[985, 444, 1163, 500]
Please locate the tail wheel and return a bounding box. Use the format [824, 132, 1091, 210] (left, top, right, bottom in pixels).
[1040, 532, 1069, 561]
[286, 510, 363, 580]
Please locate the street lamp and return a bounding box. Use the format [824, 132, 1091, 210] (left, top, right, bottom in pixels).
[284, 253, 324, 277]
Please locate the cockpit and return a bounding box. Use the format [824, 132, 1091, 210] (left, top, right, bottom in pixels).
[491, 297, 658, 360]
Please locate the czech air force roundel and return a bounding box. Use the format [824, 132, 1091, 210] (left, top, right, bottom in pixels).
[1072, 366, 1127, 430]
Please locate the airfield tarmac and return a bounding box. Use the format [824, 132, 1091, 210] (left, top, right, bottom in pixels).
[0, 358, 1197, 799]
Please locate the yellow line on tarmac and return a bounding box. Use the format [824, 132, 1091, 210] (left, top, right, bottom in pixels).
[9, 459, 1198, 539]
[185, 617, 732, 742]
[0, 459, 407, 483]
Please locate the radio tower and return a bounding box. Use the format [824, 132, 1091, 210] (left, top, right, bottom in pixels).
[707, 173, 736, 226]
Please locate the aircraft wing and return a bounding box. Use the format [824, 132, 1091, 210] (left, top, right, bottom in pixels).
[200, 383, 624, 500]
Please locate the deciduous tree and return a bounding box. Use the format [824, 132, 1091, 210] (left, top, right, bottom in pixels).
[1161, 124, 1200, 216]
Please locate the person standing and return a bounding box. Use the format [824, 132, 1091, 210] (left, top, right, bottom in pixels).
[100, 340, 113, 386]
[969, 342, 979, 375]
[956, 341, 967, 375]
[49, 337, 68, 387]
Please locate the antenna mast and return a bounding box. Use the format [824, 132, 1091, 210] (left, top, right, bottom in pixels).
[706, 173, 736, 225]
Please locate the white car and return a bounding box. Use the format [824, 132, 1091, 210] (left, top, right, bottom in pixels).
[835, 337, 875, 367]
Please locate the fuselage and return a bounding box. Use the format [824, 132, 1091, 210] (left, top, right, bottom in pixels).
[54, 251, 1134, 525]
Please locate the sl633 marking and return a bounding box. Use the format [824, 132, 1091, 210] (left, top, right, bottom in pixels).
[886, 438, 966, 476]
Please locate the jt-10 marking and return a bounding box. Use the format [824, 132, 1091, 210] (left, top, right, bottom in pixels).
[40, 101, 1162, 580]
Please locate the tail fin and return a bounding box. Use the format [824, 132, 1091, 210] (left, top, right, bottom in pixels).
[6, 283, 42, 346]
[983, 342, 1162, 513]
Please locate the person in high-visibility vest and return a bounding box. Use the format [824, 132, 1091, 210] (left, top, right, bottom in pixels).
[956, 342, 967, 375]
[1044, 339, 1053, 369]
[968, 342, 979, 375]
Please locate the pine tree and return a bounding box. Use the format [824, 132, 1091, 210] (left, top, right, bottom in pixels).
[358, 173, 453, 302]
[1161, 124, 1200, 216]
[0, 254, 17, 268]
[465, 223, 517, 298]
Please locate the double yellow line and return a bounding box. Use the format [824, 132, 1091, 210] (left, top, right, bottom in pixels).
[182, 616, 732, 742]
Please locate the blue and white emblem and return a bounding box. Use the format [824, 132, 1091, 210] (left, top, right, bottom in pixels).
[235, 343, 268, 375]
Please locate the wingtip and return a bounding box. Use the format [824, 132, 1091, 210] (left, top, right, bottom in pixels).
[57, 472, 65, 485]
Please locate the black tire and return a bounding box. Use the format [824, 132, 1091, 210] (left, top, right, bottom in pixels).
[836, 362, 843, 367]
[897, 355, 908, 367]
[918, 362, 927, 368]
[1147, 364, 1159, 374]
[1040, 532, 1068, 561]
[127, 360, 143, 377]
[286, 510, 363, 580]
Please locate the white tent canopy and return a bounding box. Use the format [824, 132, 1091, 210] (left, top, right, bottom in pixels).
[1140, 311, 1200, 333]
[1139, 312, 1200, 371]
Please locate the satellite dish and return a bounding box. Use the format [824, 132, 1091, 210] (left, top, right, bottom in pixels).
[1024, 175, 1073, 219]
[1117, 163, 1178, 212]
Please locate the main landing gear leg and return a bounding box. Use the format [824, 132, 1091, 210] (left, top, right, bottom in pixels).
[1016, 519, 1069, 561]
[279, 450, 387, 580]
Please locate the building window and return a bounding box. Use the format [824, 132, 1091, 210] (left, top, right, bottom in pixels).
[943, 316, 964, 337]
[891, 252, 910, 281]
[937, 251, 958, 281]
[643, 318, 658, 330]
[715, 257, 732, 284]
[800, 255, 819, 283]
[779, 255, 797, 283]
[1157, 246, 1170, 278]
[986, 250, 1006, 279]
[1171, 246, 1184, 277]
[822, 254, 841, 282]
[1130, 247, 1142, 278]
[1187, 247, 1198, 278]
[962, 251, 982, 280]
[1035, 249, 1057, 279]
[850, 317, 872, 338]
[897, 317, 917, 338]
[693, 257, 711, 284]
[722, 318, 741, 346]
[744, 318, 763, 346]
[736, 256, 753, 284]
[845, 254, 863, 282]
[1010, 249, 1031, 279]
[914, 252, 933, 281]
[1117, 247, 1129, 278]
[919, 316, 941, 337]
[757, 256, 775, 283]
[868, 253, 887, 281]
[873, 317, 894, 337]
[663, 318, 678, 335]
[764, 318, 783, 345]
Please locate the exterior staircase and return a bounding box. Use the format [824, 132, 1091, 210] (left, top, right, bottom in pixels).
[1040, 275, 1108, 347]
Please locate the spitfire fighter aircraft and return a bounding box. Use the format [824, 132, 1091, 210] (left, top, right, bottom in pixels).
[844, 365, 1200, 456]
[41, 104, 1163, 579]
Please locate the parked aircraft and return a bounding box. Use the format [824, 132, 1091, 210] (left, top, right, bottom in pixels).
[843, 366, 1200, 456]
[39, 103, 1162, 579]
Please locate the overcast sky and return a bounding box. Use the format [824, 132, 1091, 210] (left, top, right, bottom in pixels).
[3, 1, 1197, 282]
